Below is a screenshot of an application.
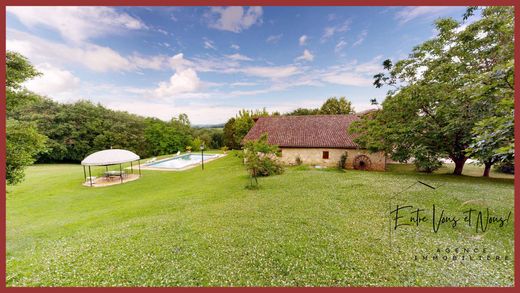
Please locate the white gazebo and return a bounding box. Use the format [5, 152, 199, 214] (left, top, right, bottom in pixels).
[81, 149, 141, 187]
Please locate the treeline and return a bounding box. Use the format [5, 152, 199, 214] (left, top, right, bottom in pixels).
[10, 96, 225, 163]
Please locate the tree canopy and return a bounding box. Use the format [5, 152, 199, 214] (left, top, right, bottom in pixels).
[350, 6, 514, 175]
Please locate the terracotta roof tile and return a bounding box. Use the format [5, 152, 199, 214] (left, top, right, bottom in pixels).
[243, 115, 360, 148]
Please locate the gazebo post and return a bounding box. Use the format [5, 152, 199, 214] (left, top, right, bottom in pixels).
[83, 165, 86, 182]
[130, 161, 133, 174]
[88, 166, 93, 187]
[119, 163, 123, 183]
[138, 159, 141, 176]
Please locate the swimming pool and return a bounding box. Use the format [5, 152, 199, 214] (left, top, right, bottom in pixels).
[144, 153, 221, 170]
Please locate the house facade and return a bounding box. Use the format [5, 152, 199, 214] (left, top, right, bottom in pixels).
[243, 115, 386, 171]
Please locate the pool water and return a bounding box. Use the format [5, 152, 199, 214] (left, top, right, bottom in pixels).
[146, 153, 218, 169]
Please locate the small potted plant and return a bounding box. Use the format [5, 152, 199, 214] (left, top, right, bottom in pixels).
[186, 146, 192, 153]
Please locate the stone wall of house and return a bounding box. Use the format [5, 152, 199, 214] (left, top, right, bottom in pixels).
[279, 148, 386, 171]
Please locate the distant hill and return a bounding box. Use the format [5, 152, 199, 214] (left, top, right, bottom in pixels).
[193, 123, 225, 129]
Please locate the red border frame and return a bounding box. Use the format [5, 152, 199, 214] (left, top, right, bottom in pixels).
[0, 1, 518, 290]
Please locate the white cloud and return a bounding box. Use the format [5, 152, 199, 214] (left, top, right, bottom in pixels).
[321, 19, 351, 42]
[321, 72, 372, 87]
[354, 55, 384, 73]
[266, 34, 283, 44]
[155, 68, 201, 97]
[299, 35, 308, 46]
[226, 53, 253, 61]
[7, 30, 132, 72]
[206, 6, 263, 33]
[168, 53, 193, 71]
[7, 6, 146, 43]
[319, 55, 384, 87]
[395, 6, 462, 24]
[295, 49, 314, 62]
[24, 63, 80, 100]
[352, 30, 368, 47]
[334, 40, 348, 53]
[241, 65, 301, 79]
[230, 82, 257, 87]
[231, 44, 240, 50]
[203, 39, 217, 50]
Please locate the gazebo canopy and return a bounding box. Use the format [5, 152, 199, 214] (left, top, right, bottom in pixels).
[81, 149, 140, 166]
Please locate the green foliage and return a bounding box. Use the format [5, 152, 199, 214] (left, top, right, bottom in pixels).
[14, 96, 193, 161]
[191, 137, 203, 151]
[494, 161, 514, 174]
[6, 119, 47, 185]
[192, 127, 223, 149]
[412, 146, 443, 173]
[350, 7, 514, 175]
[234, 109, 269, 146]
[6, 51, 47, 185]
[221, 146, 229, 153]
[6, 51, 40, 89]
[338, 152, 348, 169]
[144, 117, 192, 157]
[223, 118, 239, 149]
[243, 134, 283, 187]
[286, 108, 321, 116]
[223, 109, 271, 149]
[467, 98, 514, 167]
[286, 97, 355, 116]
[320, 97, 354, 115]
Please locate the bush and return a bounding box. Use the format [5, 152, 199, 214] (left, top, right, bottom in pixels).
[338, 152, 348, 169]
[221, 146, 229, 153]
[295, 156, 302, 166]
[244, 134, 284, 187]
[191, 137, 203, 151]
[495, 161, 514, 174]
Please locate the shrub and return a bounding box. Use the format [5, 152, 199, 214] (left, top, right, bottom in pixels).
[185, 146, 192, 152]
[221, 146, 229, 153]
[244, 134, 284, 187]
[295, 156, 302, 166]
[338, 152, 348, 169]
[495, 161, 514, 174]
[191, 137, 203, 151]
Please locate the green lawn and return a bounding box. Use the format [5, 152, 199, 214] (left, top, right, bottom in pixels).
[6, 152, 514, 286]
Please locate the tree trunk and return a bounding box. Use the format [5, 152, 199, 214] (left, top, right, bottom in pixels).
[452, 157, 467, 175]
[483, 162, 492, 177]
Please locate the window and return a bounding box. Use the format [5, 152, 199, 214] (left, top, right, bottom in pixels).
[322, 151, 329, 159]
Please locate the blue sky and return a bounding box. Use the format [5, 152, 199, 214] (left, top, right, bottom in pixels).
[6, 6, 470, 124]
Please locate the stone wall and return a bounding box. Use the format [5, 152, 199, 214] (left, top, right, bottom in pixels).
[279, 148, 386, 171]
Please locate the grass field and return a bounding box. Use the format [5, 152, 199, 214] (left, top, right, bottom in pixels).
[6, 152, 514, 286]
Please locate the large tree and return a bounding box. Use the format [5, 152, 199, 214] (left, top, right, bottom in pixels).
[6, 120, 47, 185]
[320, 97, 355, 115]
[350, 7, 514, 175]
[223, 117, 239, 149]
[5, 51, 48, 184]
[467, 98, 514, 177]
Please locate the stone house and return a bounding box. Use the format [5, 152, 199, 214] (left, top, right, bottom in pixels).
[243, 114, 386, 171]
